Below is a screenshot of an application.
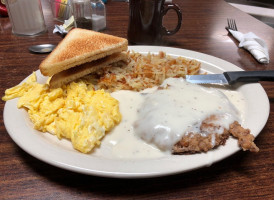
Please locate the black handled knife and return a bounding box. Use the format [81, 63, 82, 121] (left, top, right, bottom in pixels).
[185, 70, 274, 85]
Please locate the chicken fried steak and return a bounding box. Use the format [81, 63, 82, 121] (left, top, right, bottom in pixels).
[173, 115, 259, 154]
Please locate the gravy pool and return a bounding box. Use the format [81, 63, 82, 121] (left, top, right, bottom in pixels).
[93, 78, 246, 159]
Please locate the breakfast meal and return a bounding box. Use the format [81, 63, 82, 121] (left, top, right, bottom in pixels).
[2, 28, 259, 156]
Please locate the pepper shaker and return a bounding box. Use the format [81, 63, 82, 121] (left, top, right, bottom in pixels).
[72, 0, 93, 30]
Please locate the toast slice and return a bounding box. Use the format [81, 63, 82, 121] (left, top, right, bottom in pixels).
[39, 28, 128, 76]
[49, 52, 127, 88]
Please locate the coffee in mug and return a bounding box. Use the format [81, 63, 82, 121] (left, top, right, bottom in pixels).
[128, 0, 182, 45]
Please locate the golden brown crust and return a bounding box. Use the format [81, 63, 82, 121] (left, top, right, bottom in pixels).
[173, 132, 230, 154]
[49, 52, 128, 88]
[229, 121, 259, 152]
[172, 115, 230, 154]
[172, 116, 259, 154]
[39, 28, 128, 76]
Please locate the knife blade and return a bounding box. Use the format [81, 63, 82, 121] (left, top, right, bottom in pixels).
[186, 70, 274, 85]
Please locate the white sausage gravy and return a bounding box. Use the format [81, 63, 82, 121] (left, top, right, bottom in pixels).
[94, 78, 245, 159]
[133, 78, 240, 151]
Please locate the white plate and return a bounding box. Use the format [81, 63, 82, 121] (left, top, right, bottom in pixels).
[3, 46, 270, 178]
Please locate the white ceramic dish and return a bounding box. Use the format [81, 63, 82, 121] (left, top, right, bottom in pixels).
[3, 46, 270, 178]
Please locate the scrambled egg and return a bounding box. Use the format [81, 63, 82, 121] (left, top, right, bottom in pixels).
[2, 72, 121, 153]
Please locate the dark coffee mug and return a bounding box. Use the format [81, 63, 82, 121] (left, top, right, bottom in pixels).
[127, 0, 182, 45]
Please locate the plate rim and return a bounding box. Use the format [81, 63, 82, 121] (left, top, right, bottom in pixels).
[3, 46, 270, 178]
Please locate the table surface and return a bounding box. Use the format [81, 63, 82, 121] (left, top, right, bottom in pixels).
[1, 0, 273, 199]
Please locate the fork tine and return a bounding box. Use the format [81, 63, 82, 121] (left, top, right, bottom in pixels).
[227, 18, 238, 31]
[229, 18, 234, 30]
[232, 19, 238, 31]
[227, 18, 232, 30]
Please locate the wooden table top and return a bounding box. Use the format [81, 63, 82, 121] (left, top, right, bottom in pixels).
[0, 0, 273, 199]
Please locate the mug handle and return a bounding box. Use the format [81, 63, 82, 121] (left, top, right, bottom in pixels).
[161, 3, 182, 35]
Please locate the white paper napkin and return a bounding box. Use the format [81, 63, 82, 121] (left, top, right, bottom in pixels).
[228, 29, 269, 64]
[53, 16, 74, 35]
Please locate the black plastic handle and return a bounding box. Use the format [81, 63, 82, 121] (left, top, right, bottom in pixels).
[224, 70, 274, 84]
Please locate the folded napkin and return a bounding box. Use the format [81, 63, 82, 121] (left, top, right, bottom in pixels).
[228, 29, 269, 64]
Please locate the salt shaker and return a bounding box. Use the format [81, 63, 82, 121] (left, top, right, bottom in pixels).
[90, 0, 106, 31]
[72, 0, 93, 30]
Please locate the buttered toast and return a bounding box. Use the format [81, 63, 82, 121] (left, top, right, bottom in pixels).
[39, 28, 128, 76]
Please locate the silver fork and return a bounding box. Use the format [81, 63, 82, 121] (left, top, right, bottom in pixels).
[226, 18, 238, 31]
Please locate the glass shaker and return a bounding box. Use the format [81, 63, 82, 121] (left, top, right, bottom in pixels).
[90, 0, 106, 31]
[5, 0, 47, 36]
[72, 0, 93, 30]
